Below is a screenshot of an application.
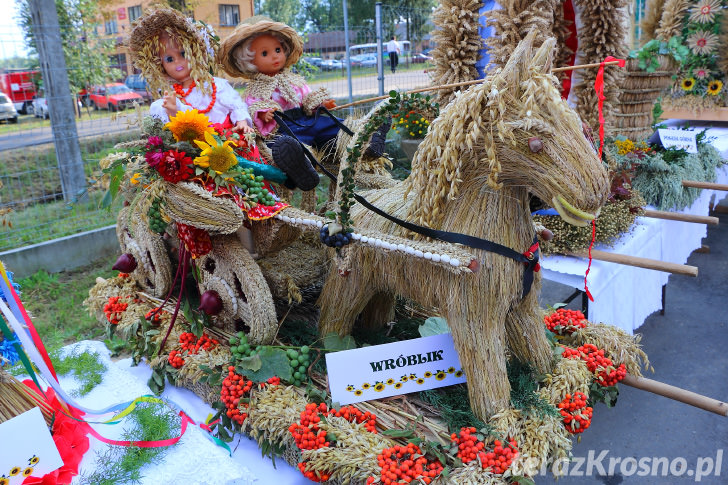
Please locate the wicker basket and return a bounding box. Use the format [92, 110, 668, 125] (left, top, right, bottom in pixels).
[613, 55, 677, 139]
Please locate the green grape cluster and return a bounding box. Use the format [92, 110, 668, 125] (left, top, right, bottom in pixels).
[235, 169, 276, 207]
[228, 331, 255, 362]
[147, 197, 167, 234]
[286, 346, 311, 386]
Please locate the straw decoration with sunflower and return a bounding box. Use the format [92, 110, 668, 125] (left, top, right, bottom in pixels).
[680, 77, 696, 91]
[707, 79, 723, 95]
[164, 110, 216, 143]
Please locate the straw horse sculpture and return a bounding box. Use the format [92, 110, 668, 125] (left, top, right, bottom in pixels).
[318, 33, 610, 419]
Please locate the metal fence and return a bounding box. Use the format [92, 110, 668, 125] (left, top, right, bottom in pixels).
[0, 7, 435, 252]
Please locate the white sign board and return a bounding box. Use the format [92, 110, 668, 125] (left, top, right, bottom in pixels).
[325, 333, 467, 405]
[658, 128, 698, 153]
[0, 407, 63, 483]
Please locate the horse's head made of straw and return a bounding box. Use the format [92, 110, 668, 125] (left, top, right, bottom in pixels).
[409, 31, 610, 229]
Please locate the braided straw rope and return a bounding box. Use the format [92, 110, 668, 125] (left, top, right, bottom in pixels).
[163, 181, 244, 235]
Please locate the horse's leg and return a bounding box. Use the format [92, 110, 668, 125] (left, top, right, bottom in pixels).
[359, 292, 396, 330]
[442, 285, 512, 418]
[318, 255, 378, 337]
[505, 278, 553, 373]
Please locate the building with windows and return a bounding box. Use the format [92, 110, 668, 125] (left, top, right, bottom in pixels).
[98, 1, 254, 78]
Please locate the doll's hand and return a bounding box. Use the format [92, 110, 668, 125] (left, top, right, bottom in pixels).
[262, 108, 276, 124]
[233, 120, 255, 135]
[322, 99, 336, 109]
[162, 91, 177, 116]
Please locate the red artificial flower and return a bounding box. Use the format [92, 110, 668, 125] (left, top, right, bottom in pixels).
[21, 381, 90, 485]
[156, 149, 194, 183]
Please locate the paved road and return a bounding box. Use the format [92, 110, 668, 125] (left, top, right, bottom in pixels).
[0, 70, 432, 151]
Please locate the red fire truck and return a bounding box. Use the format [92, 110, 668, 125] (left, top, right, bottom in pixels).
[0, 70, 39, 114]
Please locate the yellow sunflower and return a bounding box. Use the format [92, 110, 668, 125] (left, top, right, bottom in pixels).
[354, 389, 363, 396]
[385, 378, 395, 385]
[374, 382, 386, 392]
[707, 80, 723, 96]
[194, 130, 238, 174]
[165, 109, 214, 143]
[435, 371, 447, 381]
[681, 78, 696, 91]
[394, 382, 403, 389]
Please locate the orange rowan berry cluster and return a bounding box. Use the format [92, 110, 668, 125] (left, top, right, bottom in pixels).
[331, 405, 378, 433]
[117, 272, 130, 278]
[168, 350, 185, 368]
[577, 344, 627, 387]
[178, 332, 219, 354]
[477, 439, 518, 474]
[561, 345, 582, 359]
[221, 366, 253, 426]
[558, 392, 593, 434]
[297, 462, 331, 482]
[367, 443, 444, 485]
[450, 427, 485, 463]
[103, 296, 129, 325]
[544, 308, 587, 335]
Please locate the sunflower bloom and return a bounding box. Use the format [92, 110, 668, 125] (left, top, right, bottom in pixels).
[689, 0, 721, 24]
[707, 80, 723, 96]
[165, 109, 214, 143]
[687, 31, 719, 55]
[681, 78, 696, 91]
[194, 130, 238, 174]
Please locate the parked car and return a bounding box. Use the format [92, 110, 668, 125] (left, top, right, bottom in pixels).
[412, 53, 433, 64]
[87, 83, 144, 111]
[0, 93, 18, 123]
[301, 57, 323, 68]
[32, 94, 48, 119]
[350, 54, 378, 68]
[320, 59, 344, 71]
[124, 74, 153, 104]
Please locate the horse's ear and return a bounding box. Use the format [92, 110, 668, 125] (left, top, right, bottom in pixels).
[529, 37, 556, 74]
[499, 30, 538, 87]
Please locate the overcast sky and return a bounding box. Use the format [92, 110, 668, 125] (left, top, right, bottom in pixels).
[0, 0, 29, 60]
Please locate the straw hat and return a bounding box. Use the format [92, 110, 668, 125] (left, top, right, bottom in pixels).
[127, 7, 217, 96]
[218, 16, 303, 79]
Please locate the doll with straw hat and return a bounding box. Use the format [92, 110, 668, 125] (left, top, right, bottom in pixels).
[128, 7, 255, 136]
[218, 17, 389, 191]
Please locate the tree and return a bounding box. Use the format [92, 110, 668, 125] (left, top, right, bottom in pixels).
[16, 0, 121, 97]
[258, 0, 305, 31]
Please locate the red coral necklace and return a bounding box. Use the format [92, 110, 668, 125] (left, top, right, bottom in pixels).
[173, 80, 217, 114]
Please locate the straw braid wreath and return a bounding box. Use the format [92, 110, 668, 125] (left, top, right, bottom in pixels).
[127, 7, 218, 97]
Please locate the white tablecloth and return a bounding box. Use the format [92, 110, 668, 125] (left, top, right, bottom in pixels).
[54, 341, 309, 485]
[541, 122, 728, 334]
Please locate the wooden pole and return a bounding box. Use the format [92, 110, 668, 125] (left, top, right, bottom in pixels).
[642, 209, 719, 225]
[682, 180, 728, 191]
[622, 374, 728, 417]
[333, 61, 623, 111]
[569, 249, 699, 276]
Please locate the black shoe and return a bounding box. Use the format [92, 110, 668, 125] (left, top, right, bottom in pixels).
[270, 135, 319, 191]
[364, 117, 391, 159]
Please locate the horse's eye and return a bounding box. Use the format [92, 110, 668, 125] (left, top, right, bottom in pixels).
[528, 137, 543, 153]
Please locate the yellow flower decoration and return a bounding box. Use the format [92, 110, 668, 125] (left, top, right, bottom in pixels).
[130, 172, 142, 185]
[447, 367, 455, 374]
[400, 375, 409, 382]
[0, 477, 9, 485]
[346, 385, 355, 392]
[681, 78, 696, 92]
[424, 371, 433, 378]
[354, 389, 363, 396]
[165, 109, 215, 143]
[455, 370, 464, 378]
[416, 378, 425, 384]
[29, 455, 40, 465]
[194, 130, 238, 174]
[362, 383, 371, 389]
[385, 378, 395, 385]
[10, 467, 21, 476]
[23, 468, 33, 477]
[435, 371, 447, 381]
[394, 382, 403, 389]
[374, 382, 386, 392]
[707, 80, 723, 96]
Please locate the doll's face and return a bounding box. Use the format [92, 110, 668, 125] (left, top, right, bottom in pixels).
[159, 34, 191, 83]
[250, 34, 286, 76]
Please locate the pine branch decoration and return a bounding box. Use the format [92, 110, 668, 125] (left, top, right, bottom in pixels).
[429, 0, 484, 106]
[655, 0, 691, 41]
[640, 0, 667, 43]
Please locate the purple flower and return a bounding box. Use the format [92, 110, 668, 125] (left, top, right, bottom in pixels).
[145, 150, 165, 168]
[147, 136, 163, 148]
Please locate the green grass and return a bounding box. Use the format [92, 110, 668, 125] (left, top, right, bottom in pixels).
[15, 255, 118, 352]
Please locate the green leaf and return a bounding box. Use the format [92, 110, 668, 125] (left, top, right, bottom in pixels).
[240, 347, 292, 382]
[236, 354, 263, 373]
[381, 428, 416, 438]
[418, 317, 450, 337]
[512, 476, 536, 485]
[323, 333, 357, 351]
